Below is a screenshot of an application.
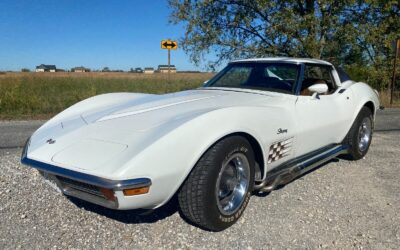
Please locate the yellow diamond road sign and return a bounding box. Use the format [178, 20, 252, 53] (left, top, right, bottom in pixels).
[161, 40, 178, 50]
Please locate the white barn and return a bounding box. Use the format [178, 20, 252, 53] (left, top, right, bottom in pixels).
[158, 65, 177, 73]
[143, 67, 155, 74]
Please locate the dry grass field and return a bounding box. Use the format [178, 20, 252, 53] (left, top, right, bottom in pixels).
[379, 90, 400, 108]
[0, 72, 214, 119]
[0, 72, 397, 119]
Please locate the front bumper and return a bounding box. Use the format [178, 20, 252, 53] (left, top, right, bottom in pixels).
[21, 157, 152, 209]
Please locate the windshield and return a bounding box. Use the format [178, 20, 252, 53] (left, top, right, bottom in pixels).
[205, 63, 300, 94]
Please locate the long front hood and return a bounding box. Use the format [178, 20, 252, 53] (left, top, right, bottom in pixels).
[81, 90, 222, 125]
[26, 89, 284, 179]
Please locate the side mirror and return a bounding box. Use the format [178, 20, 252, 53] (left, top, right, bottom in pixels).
[308, 83, 328, 99]
[308, 83, 328, 94]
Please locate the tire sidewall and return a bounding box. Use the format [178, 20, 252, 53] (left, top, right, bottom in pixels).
[351, 108, 373, 159]
[203, 137, 255, 230]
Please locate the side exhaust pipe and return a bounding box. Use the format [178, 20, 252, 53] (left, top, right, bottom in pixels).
[255, 144, 349, 193]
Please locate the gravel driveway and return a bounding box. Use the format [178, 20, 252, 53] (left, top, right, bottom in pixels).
[1, 113, 400, 249]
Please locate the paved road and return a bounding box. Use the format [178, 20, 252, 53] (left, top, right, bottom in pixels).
[0, 109, 399, 249]
[0, 109, 399, 149]
[374, 108, 400, 132]
[0, 120, 44, 149]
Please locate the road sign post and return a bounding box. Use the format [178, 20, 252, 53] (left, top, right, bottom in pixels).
[161, 40, 178, 79]
[390, 39, 400, 106]
[168, 49, 171, 74]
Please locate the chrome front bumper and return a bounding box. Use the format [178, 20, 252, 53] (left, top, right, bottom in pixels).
[21, 157, 152, 209]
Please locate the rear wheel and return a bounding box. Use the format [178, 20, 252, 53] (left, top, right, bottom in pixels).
[343, 107, 373, 160]
[178, 136, 255, 231]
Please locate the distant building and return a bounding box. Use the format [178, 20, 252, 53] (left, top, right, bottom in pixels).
[36, 64, 56, 72]
[72, 66, 90, 72]
[135, 67, 143, 73]
[158, 65, 177, 73]
[143, 67, 155, 74]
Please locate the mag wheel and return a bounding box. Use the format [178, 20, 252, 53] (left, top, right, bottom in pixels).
[357, 117, 372, 152]
[215, 153, 250, 216]
[178, 136, 255, 231]
[344, 107, 373, 160]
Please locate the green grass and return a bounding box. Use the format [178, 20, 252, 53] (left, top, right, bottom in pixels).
[0, 72, 213, 120]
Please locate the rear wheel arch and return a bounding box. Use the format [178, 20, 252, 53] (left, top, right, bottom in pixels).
[364, 101, 375, 117]
[345, 100, 376, 137]
[343, 106, 373, 160]
[355, 101, 375, 129]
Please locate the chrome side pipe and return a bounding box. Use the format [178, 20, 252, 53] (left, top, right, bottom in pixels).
[254, 144, 349, 193]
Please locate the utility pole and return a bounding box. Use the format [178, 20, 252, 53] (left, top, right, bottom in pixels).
[391, 39, 400, 106]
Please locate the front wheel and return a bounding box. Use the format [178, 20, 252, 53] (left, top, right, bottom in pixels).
[178, 136, 255, 231]
[343, 107, 373, 160]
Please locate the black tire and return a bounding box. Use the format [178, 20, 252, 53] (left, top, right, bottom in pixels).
[343, 106, 373, 160]
[178, 136, 255, 231]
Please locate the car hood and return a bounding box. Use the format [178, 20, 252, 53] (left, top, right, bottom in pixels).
[26, 88, 286, 178]
[82, 90, 222, 124]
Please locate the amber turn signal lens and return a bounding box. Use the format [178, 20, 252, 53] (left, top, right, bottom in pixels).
[123, 186, 150, 196]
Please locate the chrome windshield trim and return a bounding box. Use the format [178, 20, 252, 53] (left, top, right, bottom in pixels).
[21, 157, 151, 190]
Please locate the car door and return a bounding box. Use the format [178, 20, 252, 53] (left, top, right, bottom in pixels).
[294, 64, 354, 157]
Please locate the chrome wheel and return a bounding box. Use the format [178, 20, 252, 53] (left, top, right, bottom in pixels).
[358, 117, 372, 152]
[216, 153, 250, 216]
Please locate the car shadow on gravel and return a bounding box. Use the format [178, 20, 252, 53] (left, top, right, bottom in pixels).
[68, 195, 180, 224]
[67, 158, 343, 225]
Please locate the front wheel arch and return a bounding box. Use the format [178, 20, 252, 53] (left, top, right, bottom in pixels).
[177, 135, 256, 231]
[186, 132, 265, 188]
[228, 132, 265, 181]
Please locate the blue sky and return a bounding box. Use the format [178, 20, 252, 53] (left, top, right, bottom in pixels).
[0, 0, 204, 71]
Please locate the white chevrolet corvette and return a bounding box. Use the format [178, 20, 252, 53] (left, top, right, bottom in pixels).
[22, 58, 380, 231]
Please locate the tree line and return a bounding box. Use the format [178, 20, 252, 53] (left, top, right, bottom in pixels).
[169, 0, 399, 90]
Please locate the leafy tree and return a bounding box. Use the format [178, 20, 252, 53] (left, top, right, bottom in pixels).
[339, 0, 400, 90]
[169, 0, 399, 90]
[102, 67, 110, 72]
[21, 68, 30, 72]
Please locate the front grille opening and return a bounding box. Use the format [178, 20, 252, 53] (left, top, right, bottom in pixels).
[56, 175, 107, 199]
